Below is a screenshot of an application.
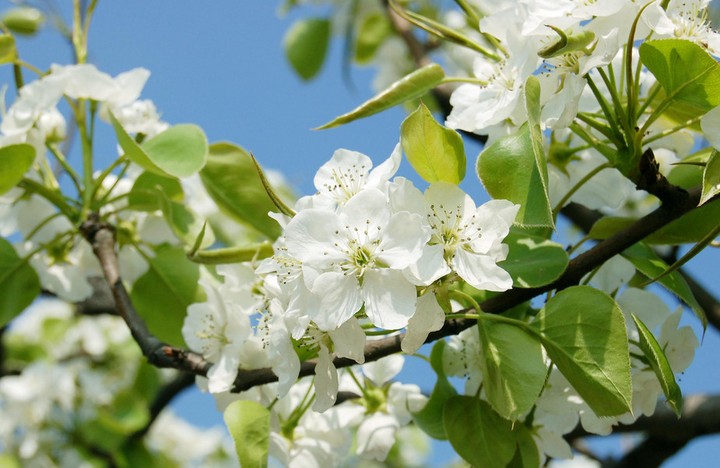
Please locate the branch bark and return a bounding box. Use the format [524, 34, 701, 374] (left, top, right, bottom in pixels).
[567, 394, 720, 467]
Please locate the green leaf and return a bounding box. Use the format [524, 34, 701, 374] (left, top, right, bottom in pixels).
[640, 39, 720, 112]
[412, 340, 457, 439]
[316, 63, 445, 129]
[622, 243, 706, 327]
[0, 237, 40, 326]
[199, 142, 282, 239]
[284, 18, 330, 81]
[477, 123, 554, 227]
[127, 171, 183, 211]
[508, 424, 540, 468]
[498, 229, 569, 288]
[400, 102, 466, 184]
[478, 322, 546, 420]
[443, 396, 516, 468]
[531, 286, 632, 417]
[630, 313, 683, 416]
[159, 197, 214, 248]
[701, 149, 720, 205]
[130, 245, 204, 346]
[142, 124, 208, 178]
[111, 114, 208, 178]
[0, 144, 34, 195]
[354, 13, 391, 64]
[224, 400, 270, 468]
[0, 34, 17, 63]
[1, 7, 44, 35]
[79, 390, 150, 451]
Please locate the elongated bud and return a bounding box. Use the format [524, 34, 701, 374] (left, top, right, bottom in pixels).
[1, 7, 44, 36]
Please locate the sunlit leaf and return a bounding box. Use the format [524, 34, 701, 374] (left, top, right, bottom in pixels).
[531, 286, 632, 417]
[401, 102, 466, 184]
[284, 18, 330, 81]
[443, 396, 516, 468]
[0, 144, 34, 195]
[412, 340, 457, 439]
[498, 229, 568, 288]
[631, 313, 683, 416]
[225, 400, 270, 468]
[0, 237, 40, 326]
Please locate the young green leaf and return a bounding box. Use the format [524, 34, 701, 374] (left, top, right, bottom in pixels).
[354, 13, 391, 64]
[498, 229, 569, 288]
[700, 149, 720, 205]
[157, 195, 214, 248]
[224, 400, 270, 468]
[477, 123, 554, 227]
[283, 18, 330, 81]
[127, 171, 184, 212]
[316, 63, 445, 129]
[478, 322, 546, 420]
[531, 286, 632, 417]
[443, 396, 516, 468]
[400, 102, 466, 184]
[111, 114, 208, 178]
[412, 340, 457, 440]
[130, 245, 204, 346]
[142, 124, 208, 178]
[0, 143, 34, 195]
[199, 142, 283, 239]
[0, 237, 40, 327]
[640, 39, 720, 112]
[622, 243, 706, 328]
[630, 313, 683, 416]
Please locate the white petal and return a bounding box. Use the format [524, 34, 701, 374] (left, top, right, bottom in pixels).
[313, 149, 372, 203]
[366, 142, 401, 188]
[339, 188, 391, 233]
[284, 209, 344, 268]
[403, 244, 451, 286]
[310, 272, 362, 331]
[363, 354, 404, 386]
[329, 317, 366, 364]
[378, 211, 429, 269]
[453, 248, 513, 292]
[207, 351, 240, 393]
[362, 269, 417, 329]
[313, 345, 338, 412]
[355, 413, 399, 461]
[402, 293, 446, 354]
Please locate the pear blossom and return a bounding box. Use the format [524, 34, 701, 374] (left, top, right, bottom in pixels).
[310, 144, 401, 206]
[182, 269, 257, 393]
[283, 187, 429, 330]
[407, 182, 519, 291]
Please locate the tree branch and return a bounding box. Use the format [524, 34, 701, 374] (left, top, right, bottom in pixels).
[129, 371, 196, 440]
[80, 214, 212, 377]
[567, 394, 720, 467]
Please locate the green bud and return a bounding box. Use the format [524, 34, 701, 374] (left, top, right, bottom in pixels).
[2, 7, 44, 36]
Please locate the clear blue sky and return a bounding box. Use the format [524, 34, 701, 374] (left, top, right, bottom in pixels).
[5, 1, 719, 465]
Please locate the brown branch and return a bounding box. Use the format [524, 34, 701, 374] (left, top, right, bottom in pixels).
[568, 394, 720, 467]
[80, 214, 212, 377]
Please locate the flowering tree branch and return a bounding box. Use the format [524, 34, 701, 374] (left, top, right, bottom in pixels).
[80, 213, 212, 377]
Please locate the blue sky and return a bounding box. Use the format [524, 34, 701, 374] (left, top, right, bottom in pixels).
[4, 0, 720, 465]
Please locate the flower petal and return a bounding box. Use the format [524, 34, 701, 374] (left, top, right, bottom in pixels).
[362, 269, 417, 329]
[402, 293, 445, 354]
